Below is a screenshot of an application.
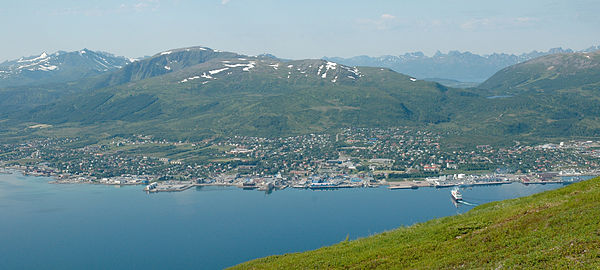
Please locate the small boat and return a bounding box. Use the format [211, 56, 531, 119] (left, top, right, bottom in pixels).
[451, 187, 462, 201]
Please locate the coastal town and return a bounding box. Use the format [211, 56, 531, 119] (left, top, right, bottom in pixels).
[1, 127, 599, 193]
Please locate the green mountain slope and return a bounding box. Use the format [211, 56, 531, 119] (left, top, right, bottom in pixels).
[10, 49, 468, 138]
[0, 47, 242, 116]
[472, 51, 600, 140]
[479, 51, 600, 93]
[231, 178, 600, 269]
[3, 47, 600, 142]
[89, 46, 241, 89]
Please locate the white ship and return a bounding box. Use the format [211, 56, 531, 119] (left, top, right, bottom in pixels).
[451, 187, 462, 201]
[144, 182, 158, 191]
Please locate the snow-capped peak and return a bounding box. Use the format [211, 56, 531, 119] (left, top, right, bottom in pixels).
[0, 49, 131, 87]
[17, 52, 49, 63]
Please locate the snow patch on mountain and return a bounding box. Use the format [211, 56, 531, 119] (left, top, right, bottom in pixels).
[179, 71, 215, 83]
[180, 75, 201, 83]
[318, 61, 338, 79]
[220, 61, 256, 72]
[209, 67, 229, 75]
[36, 65, 58, 71]
[224, 63, 250, 68]
[17, 52, 48, 63]
[243, 61, 256, 71]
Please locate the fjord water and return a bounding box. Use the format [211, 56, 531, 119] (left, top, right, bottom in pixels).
[0, 173, 567, 270]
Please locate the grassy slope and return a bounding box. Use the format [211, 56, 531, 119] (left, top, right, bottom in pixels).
[231, 178, 600, 269]
[479, 51, 600, 93]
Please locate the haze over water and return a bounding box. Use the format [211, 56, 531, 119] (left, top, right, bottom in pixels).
[0, 173, 568, 269]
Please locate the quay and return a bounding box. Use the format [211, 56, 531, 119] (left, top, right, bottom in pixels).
[1, 164, 597, 194]
[147, 184, 193, 193]
[462, 181, 509, 187]
[389, 181, 432, 190]
[145, 181, 194, 193]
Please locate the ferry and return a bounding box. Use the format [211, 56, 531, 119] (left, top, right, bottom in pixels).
[451, 187, 462, 201]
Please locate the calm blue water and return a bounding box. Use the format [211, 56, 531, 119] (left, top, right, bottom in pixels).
[0, 173, 568, 269]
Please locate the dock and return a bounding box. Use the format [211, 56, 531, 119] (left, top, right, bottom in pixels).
[148, 184, 193, 193]
[388, 181, 432, 190]
[146, 181, 194, 193]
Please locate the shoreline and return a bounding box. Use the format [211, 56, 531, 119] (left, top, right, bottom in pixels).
[2, 167, 596, 194]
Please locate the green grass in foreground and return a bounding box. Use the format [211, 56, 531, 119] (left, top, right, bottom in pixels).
[231, 178, 600, 269]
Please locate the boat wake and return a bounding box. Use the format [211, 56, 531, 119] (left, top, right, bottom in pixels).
[459, 200, 478, 206]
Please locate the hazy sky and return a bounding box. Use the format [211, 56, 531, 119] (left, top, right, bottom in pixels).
[1, 0, 599, 61]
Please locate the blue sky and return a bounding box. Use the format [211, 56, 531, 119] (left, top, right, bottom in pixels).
[1, 0, 599, 61]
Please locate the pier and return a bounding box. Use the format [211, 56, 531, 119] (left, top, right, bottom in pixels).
[145, 181, 194, 193]
[388, 181, 432, 190]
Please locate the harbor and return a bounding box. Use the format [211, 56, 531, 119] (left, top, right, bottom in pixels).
[1, 162, 598, 194]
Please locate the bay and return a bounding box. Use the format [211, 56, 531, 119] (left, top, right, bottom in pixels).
[0, 173, 569, 269]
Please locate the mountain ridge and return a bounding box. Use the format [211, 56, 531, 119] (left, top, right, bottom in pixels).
[0, 49, 131, 88]
[324, 46, 600, 83]
[479, 50, 600, 93]
[2, 46, 600, 143]
[1, 46, 464, 139]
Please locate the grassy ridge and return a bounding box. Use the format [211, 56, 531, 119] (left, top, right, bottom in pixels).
[231, 178, 600, 269]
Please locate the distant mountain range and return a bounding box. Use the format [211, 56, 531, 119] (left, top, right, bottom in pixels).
[0, 49, 132, 88]
[324, 46, 600, 83]
[1, 46, 600, 143]
[2, 45, 598, 89]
